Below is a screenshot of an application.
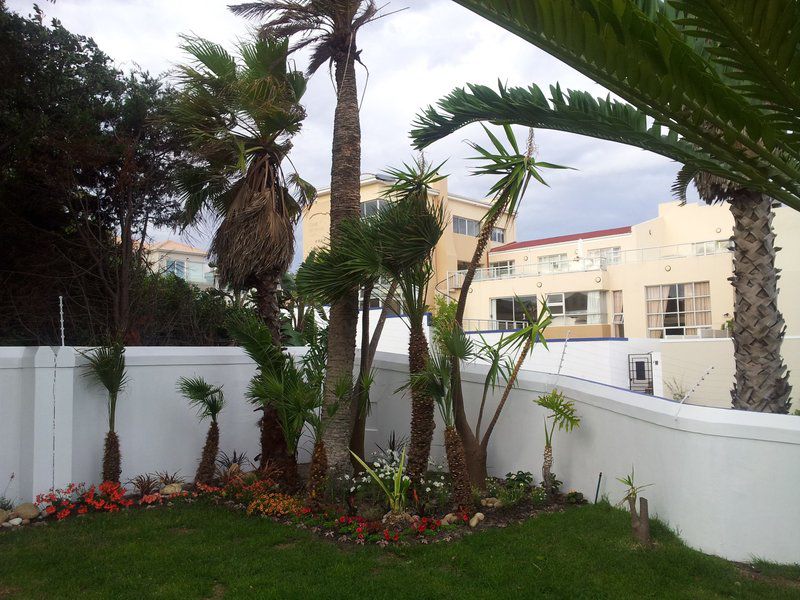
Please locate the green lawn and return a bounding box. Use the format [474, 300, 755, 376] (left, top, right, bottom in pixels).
[1, 502, 798, 599]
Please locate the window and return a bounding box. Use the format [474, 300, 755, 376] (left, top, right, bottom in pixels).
[457, 260, 471, 271]
[360, 198, 383, 218]
[612, 290, 624, 337]
[587, 246, 622, 265]
[693, 239, 732, 256]
[490, 227, 505, 243]
[453, 216, 480, 237]
[166, 258, 185, 279]
[489, 260, 514, 277]
[538, 253, 568, 274]
[491, 295, 537, 329]
[545, 291, 606, 325]
[646, 281, 711, 338]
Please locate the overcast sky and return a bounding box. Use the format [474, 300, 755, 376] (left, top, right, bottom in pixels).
[9, 0, 698, 267]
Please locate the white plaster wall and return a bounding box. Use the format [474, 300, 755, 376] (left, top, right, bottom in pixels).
[366, 351, 800, 564]
[71, 347, 263, 487]
[0, 347, 35, 504]
[3, 346, 800, 563]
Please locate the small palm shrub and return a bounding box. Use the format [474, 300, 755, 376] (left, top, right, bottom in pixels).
[128, 474, 160, 497]
[82, 342, 128, 483]
[535, 389, 580, 496]
[177, 376, 225, 486]
[155, 471, 184, 487]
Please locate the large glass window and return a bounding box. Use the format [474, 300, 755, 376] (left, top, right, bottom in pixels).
[545, 291, 606, 325]
[490, 227, 505, 243]
[165, 258, 185, 279]
[646, 282, 711, 338]
[453, 216, 480, 237]
[612, 290, 624, 337]
[587, 246, 622, 265]
[538, 253, 568, 274]
[491, 295, 537, 329]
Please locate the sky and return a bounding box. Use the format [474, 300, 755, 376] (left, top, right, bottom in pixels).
[9, 0, 698, 268]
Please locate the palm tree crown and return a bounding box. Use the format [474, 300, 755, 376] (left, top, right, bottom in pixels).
[177, 376, 225, 424]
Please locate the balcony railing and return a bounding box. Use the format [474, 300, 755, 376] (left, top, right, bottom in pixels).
[448, 258, 606, 289]
[462, 314, 608, 332]
[447, 239, 732, 289]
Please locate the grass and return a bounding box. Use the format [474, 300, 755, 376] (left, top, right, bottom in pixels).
[1, 502, 798, 599]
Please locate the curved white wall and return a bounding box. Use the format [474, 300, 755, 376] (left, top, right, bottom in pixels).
[1, 346, 798, 563]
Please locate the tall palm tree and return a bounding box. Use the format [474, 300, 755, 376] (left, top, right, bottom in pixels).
[82, 342, 129, 483]
[177, 376, 225, 486]
[231, 1, 384, 472]
[170, 35, 314, 469]
[411, 0, 800, 413]
[297, 161, 446, 476]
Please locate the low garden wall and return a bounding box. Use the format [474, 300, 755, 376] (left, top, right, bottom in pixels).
[1, 346, 798, 563]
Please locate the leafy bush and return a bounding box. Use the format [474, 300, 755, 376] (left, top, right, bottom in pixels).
[128, 474, 160, 497]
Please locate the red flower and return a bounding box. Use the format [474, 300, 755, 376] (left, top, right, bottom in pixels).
[56, 509, 70, 520]
[45, 505, 56, 515]
[77, 506, 88, 515]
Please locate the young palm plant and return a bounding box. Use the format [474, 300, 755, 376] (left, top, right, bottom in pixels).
[231, 0, 385, 473]
[177, 376, 225, 486]
[535, 389, 581, 497]
[82, 342, 129, 483]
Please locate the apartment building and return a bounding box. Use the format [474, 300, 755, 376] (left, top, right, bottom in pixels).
[302, 175, 800, 341]
[302, 174, 516, 308]
[455, 201, 800, 339]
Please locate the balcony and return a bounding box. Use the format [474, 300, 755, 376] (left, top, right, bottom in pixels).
[447, 258, 606, 289]
[462, 314, 608, 332]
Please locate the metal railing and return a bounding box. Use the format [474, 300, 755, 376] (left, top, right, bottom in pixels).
[447, 239, 732, 289]
[447, 258, 606, 289]
[463, 314, 608, 332]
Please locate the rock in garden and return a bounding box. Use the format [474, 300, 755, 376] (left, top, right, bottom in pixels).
[469, 512, 485, 528]
[441, 513, 459, 525]
[7, 517, 23, 526]
[1, 522, 11, 528]
[0, 509, 10, 523]
[160, 483, 182, 496]
[480, 497, 502, 508]
[10, 503, 39, 520]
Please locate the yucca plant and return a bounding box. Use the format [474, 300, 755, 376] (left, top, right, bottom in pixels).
[82, 342, 128, 483]
[617, 467, 654, 545]
[177, 376, 225, 486]
[535, 389, 581, 496]
[350, 445, 411, 518]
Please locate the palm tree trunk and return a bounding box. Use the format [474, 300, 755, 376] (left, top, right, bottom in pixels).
[350, 283, 373, 470]
[407, 323, 434, 481]
[321, 51, 362, 473]
[542, 443, 553, 496]
[728, 194, 791, 413]
[102, 430, 121, 483]
[253, 270, 291, 472]
[444, 426, 473, 511]
[195, 421, 219, 486]
[450, 210, 506, 486]
[307, 438, 327, 505]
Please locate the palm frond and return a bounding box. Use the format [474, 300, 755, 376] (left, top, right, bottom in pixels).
[177, 376, 225, 422]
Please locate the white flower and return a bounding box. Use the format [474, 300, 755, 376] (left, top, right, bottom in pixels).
[425, 487, 431, 492]
[402, 475, 410, 482]
[350, 486, 355, 492]
[343, 474, 350, 480]
[374, 462, 380, 468]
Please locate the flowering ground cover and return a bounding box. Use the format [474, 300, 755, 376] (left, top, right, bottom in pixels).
[1, 501, 798, 599]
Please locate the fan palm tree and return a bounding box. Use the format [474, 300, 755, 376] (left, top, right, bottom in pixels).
[82, 342, 129, 483]
[177, 376, 225, 486]
[411, 0, 799, 413]
[297, 160, 447, 480]
[230, 0, 384, 472]
[170, 35, 314, 467]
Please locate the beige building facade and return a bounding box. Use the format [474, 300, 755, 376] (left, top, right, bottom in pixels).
[146, 240, 216, 288]
[302, 175, 799, 341]
[302, 174, 515, 308]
